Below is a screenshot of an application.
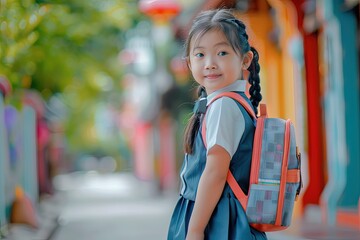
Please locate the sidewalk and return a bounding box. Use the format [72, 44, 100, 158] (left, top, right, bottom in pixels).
[4, 172, 360, 240]
[5, 172, 177, 240]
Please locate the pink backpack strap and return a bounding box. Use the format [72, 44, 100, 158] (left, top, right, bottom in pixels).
[211, 92, 257, 118]
[201, 92, 256, 146]
[200, 92, 257, 210]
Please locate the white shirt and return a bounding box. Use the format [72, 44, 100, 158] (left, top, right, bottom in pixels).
[205, 80, 247, 158]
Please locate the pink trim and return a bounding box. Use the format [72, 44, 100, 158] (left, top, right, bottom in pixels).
[250, 223, 288, 232]
[201, 117, 207, 147]
[275, 120, 291, 225]
[259, 103, 267, 117]
[201, 91, 257, 147]
[250, 116, 264, 184]
[208, 92, 256, 119]
[287, 169, 301, 183]
[227, 172, 248, 209]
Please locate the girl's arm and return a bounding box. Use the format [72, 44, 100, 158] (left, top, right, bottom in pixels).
[186, 145, 230, 240]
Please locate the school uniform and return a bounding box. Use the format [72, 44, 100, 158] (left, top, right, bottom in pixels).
[167, 80, 267, 240]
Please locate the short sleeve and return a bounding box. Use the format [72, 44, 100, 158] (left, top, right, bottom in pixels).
[205, 97, 245, 158]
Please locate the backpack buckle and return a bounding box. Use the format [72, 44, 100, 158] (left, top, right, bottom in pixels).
[296, 147, 303, 198]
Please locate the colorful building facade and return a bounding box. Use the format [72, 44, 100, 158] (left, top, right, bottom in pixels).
[173, 0, 360, 229]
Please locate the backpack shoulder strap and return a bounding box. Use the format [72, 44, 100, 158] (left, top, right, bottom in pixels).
[211, 92, 257, 119]
[200, 92, 257, 210]
[201, 92, 257, 147]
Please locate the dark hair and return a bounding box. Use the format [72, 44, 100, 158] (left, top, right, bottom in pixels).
[183, 9, 262, 154]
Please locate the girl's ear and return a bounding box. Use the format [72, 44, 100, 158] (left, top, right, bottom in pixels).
[242, 51, 254, 70]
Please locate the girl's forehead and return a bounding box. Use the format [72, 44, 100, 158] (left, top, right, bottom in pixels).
[190, 29, 228, 48]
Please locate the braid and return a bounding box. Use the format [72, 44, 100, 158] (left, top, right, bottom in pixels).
[183, 85, 207, 154]
[248, 47, 262, 115]
[225, 19, 262, 114]
[197, 85, 206, 98]
[239, 26, 249, 41]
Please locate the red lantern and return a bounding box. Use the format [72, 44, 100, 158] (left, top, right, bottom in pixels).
[139, 0, 181, 22]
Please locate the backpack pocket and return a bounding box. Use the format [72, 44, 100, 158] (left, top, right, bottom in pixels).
[281, 182, 299, 226]
[246, 183, 280, 224]
[246, 181, 299, 227]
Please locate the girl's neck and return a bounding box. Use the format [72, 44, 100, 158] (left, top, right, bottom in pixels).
[206, 80, 246, 105]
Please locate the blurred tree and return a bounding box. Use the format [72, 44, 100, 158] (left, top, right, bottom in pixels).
[0, 0, 144, 160]
[0, 0, 46, 89]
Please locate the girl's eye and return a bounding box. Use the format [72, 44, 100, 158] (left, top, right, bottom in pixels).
[218, 51, 228, 56]
[195, 53, 204, 57]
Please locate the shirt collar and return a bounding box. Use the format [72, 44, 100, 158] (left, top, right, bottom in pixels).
[206, 80, 247, 106]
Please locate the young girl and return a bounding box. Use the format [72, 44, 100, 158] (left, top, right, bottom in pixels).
[167, 9, 267, 240]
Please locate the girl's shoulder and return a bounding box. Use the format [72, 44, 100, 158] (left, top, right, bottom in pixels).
[207, 96, 243, 116]
[205, 96, 246, 158]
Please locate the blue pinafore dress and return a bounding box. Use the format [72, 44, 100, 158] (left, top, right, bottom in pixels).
[167, 92, 267, 240]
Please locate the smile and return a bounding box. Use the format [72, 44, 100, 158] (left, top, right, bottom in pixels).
[205, 74, 222, 79]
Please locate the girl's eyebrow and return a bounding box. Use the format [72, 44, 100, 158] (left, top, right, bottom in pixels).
[214, 41, 230, 47]
[193, 41, 230, 51]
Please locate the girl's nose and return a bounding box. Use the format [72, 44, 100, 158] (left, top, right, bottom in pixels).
[205, 58, 217, 70]
[205, 63, 217, 70]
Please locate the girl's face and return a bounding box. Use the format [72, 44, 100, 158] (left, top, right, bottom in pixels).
[187, 29, 252, 94]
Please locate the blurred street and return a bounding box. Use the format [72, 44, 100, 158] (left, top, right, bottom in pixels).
[1, 1, 359, 240]
[5, 172, 360, 240]
[7, 172, 176, 240]
[51, 172, 176, 240]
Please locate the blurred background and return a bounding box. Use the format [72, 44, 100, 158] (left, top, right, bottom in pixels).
[0, 0, 359, 239]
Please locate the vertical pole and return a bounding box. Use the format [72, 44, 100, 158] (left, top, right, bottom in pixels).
[319, 0, 347, 225]
[320, 0, 360, 226]
[0, 93, 8, 236]
[152, 22, 177, 191]
[292, 0, 326, 208]
[335, 2, 360, 209]
[21, 106, 38, 205]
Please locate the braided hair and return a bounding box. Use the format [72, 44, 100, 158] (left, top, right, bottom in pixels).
[183, 9, 262, 154]
[183, 86, 206, 154]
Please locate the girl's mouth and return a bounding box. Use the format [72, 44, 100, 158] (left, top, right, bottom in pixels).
[205, 74, 221, 79]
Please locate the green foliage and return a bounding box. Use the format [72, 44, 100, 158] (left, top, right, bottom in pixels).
[0, 0, 45, 87]
[0, 0, 143, 157]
